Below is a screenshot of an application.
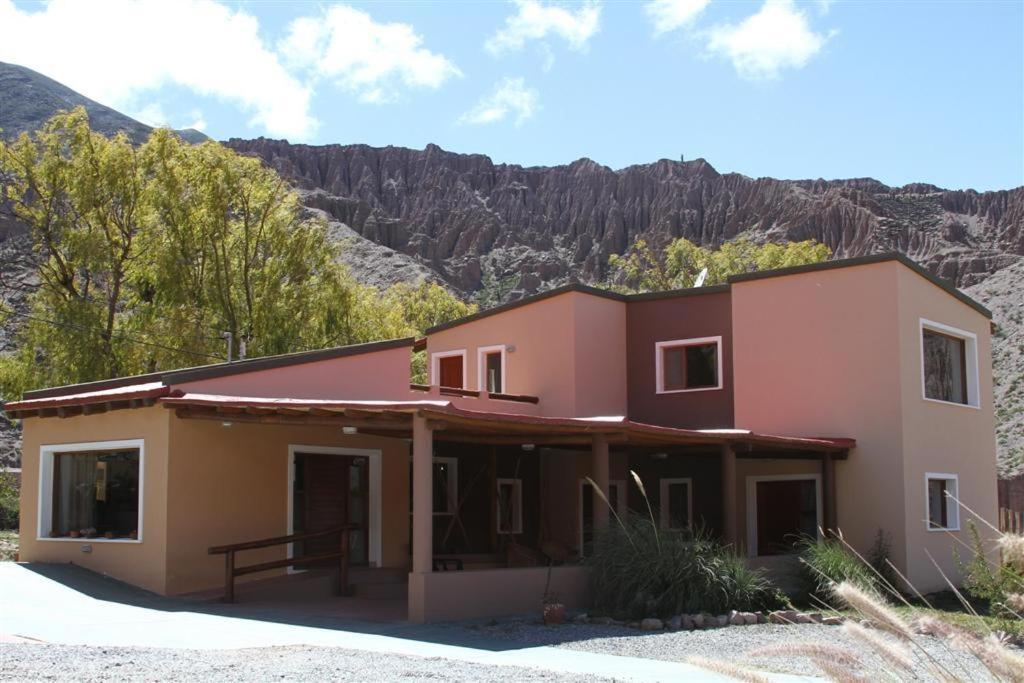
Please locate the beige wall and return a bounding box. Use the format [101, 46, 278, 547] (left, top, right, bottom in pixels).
[426, 291, 627, 418]
[18, 407, 171, 594]
[896, 266, 998, 591]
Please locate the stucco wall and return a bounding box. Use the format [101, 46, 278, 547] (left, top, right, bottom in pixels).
[731, 262, 910, 572]
[165, 417, 411, 595]
[895, 266, 998, 591]
[18, 407, 171, 594]
[625, 290, 734, 428]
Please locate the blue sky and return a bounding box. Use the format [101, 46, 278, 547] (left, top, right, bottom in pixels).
[1, 0, 1021, 191]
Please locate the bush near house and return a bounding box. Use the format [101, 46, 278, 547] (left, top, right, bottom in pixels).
[797, 530, 893, 606]
[0, 470, 17, 530]
[586, 515, 785, 619]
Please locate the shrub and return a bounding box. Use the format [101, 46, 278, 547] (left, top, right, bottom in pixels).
[957, 521, 1024, 617]
[798, 531, 883, 605]
[0, 471, 18, 530]
[586, 514, 785, 619]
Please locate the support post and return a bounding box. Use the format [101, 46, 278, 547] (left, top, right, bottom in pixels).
[412, 415, 434, 574]
[224, 550, 235, 603]
[721, 443, 737, 547]
[822, 453, 837, 535]
[591, 435, 610, 529]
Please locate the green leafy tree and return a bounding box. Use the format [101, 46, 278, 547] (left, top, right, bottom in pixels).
[608, 236, 832, 293]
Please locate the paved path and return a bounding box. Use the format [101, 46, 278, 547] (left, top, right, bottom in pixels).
[0, 563, 807, 682]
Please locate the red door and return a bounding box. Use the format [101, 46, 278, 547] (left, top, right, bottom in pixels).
[438, 355, 464, 388]
[756, 479, 818, 555]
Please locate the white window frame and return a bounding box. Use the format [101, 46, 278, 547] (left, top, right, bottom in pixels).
[287, 444, 383, 569]
[919, 318, 980, 409]
[38, 438, 145, 544]
[496, 477, 523, 534]
[578, 478, 626, 554]
[925, 472, 960, 532]
[745, 474, 822, 558]
[659, 477, 693, 530]
[430, 349, 468, 389]
[477, 345, 508, 394]
[655, 336, 724, 394]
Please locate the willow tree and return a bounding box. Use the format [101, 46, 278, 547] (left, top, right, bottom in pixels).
[607, 236, 832, 293]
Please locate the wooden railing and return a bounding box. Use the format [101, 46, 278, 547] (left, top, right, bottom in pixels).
[410, 383, 540, 404]
[1000, 507, 1023, 534]
[208, 525, 356, 603]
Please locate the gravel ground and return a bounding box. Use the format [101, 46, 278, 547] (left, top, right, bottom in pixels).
[453, 620, 1001, 680]
[0, 644, 610, 682]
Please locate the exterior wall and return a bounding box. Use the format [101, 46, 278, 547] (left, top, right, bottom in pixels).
[165, 418, 411, 595]
[173, 347, 412, 400]
[18, 407, 172, 594]
[626, 290, 734, 428]
[426, 291, 628, 418]
[895, 266, 998, 591]
[731, 262, 910, 573]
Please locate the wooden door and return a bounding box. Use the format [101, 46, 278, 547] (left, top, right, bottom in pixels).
[438, 355, 464, 388]
[756, 479, 818, 555]
[294, 454, 369, 565]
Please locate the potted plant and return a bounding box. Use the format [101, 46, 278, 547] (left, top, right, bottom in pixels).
[541, 562, 565, 625]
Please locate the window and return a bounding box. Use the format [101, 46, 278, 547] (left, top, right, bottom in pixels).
[478, 345, 506, 394]
[579, 479, 626, 556]
[659, 478, 693, 530]
[497, 478, 523, 534]
[39, 441, 143, 541]
[920, 320, 979, 408]
[655, 337, 722, 393]
[431, 350, 466, 389]
[926, 473, 960, 531]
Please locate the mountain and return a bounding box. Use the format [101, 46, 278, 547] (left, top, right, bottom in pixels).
[0, 63, 1021, 473]
[0, 61, 206, 144]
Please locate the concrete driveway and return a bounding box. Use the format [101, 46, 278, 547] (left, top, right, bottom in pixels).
[0, 563, 809, 682]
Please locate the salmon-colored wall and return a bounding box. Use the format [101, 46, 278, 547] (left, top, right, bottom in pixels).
[731, 262, 910, 572]
[18, 407, 171, 594]
[626, 291, 734, 428]
[895, 266, 998, 591]
[165, 418, 411, 595]
[173, 347, 413, 400]
[426, 291, 627, 418]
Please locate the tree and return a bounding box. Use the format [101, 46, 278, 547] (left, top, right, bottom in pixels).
[0, 109, 473, 397]
[607, 236, 832, 293]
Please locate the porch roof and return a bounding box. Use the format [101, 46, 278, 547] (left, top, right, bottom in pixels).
[160, 392, 855, 455]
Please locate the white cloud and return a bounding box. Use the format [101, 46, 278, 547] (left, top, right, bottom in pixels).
[0, 0, 317, 139]
[705, 0, 835, 79]
[486, 1, 601, 55]
[458, 78, 539, 127]
[129, 103, 170, 128]
[280, 5, 461, 105]
[645, 0, 710, 35]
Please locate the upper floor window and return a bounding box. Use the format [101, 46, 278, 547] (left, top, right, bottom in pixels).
[478, 345, 506, 394]
[655, 336, 723, 394]
[431, 350, 466, 389]
[920, 319, 979, 408]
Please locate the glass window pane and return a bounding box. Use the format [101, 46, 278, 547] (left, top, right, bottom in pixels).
[923, 330, 966, 404]
[53, 450, 139, 538]
[663, 347, 686, 390]
[486, 352, 503, 393]
[667, 482, 689, 529]
[685, 344, 718, 388]
[928, 478, 948, 528]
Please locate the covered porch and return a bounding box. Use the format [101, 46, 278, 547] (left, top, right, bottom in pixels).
[164, 394, 852, 623]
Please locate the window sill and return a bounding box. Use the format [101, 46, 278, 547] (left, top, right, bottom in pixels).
[922, 396, 980, 410]
[657, 385, 723, 395]
[926, 525, 960, 533]
[36, 537, 142, 544]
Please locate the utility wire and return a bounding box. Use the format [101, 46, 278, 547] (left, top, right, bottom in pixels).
[2, 310, 227, 362]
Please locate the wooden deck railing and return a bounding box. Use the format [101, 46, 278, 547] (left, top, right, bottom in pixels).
[409, 383, 540, 404]
[1000, 507, 1023, 534]
[208, 525, 357, 603]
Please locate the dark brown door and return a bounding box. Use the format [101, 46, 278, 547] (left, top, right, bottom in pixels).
[438, 355, 464, 388]
[294, 453, 369, 565]
[756, 479, 818, 555]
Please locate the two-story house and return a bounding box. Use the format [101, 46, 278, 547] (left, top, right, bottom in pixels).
[6, 253, 998, 622]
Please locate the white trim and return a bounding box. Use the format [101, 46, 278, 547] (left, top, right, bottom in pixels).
[477, 345, 508, 394]
[658, 477, 693, 530]
[655, 336, 724, 394]
[496, 477, 523, 534]
[37, 439, 145, 544]
[745, 474, 822, 558]
[287, 444, 383, 568]
[430, 349, 468, 389]
[919, 318, 980, 409]
[578, 478, 626, 554]
[925, 472, 961, 532]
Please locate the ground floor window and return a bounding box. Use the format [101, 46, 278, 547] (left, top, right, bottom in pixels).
[580, 479, 626, 556]
[496, 478, 523, 534]
[659, 477, 693, 530]
[41, 442, 142, 540]
[926, 473, 960, 531]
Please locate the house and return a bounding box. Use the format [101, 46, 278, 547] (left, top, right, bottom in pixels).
[5, 253, 998, 622]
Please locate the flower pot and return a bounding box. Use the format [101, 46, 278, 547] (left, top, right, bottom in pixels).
[543, 602, 566, 625]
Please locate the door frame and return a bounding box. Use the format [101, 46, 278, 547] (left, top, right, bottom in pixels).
[745, 473, 822, 558]
[287, 444, 383, 568]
